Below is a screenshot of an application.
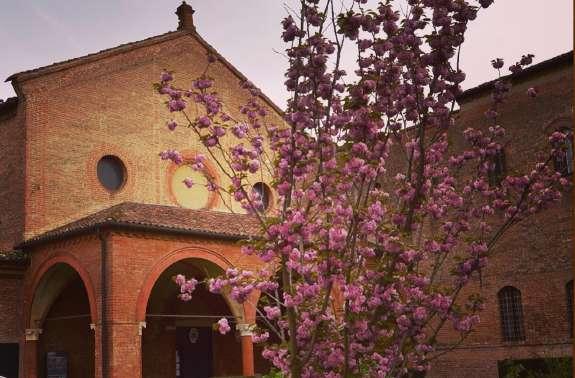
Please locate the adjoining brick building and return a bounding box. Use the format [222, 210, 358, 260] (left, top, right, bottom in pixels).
[427, 52, 573, 377]
[0, 2, 571, 378]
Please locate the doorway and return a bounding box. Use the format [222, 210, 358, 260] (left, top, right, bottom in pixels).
[176, 327, 213, 378]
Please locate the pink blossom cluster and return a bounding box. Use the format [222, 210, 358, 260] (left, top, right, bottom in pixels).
[157, 1, 569, 377]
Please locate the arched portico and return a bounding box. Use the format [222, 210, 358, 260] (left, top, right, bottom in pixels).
[136, 247, 256, 377]
[23, 256, 98, 378]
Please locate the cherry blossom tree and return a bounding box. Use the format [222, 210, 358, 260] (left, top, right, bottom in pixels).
[156, 1, 569, 376]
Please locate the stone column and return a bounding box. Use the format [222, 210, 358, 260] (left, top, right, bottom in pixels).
[237, 323, 255, 377]
[23, 328, 42, 378]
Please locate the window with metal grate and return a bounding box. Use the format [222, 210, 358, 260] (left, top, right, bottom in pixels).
[498, 286, 525, 342]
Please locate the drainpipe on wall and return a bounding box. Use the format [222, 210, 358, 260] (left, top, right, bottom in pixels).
[97, 228, 108, 378]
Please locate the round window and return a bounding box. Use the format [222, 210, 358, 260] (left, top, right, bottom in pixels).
[252, 182, 271, 211]
[97, 155, 126, 192]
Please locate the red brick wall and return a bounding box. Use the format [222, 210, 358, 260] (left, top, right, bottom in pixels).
[16, 32, 282, 240]
[0, 276, 23, 343]
[18, 229, 263, 377]
[0, 103, 25, 251]
[23, 236, 102, 326]
[428, 63, 573, 377]
[106, 231, 262, 377]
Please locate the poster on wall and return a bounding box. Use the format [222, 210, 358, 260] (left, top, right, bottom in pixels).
[46, 352, 67, 378]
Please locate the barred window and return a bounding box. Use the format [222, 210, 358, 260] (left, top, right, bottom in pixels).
[498, 286, 525, 342]
[567, 280, 573, 338]
[488, 148, 506, 186]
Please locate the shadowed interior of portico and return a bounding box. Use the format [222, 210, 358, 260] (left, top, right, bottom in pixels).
[142, 259, 242, 378]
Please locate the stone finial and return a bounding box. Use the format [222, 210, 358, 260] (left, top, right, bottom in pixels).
[176, 1, 195, 31]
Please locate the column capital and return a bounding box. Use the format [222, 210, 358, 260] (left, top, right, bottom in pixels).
[236, 323, 255, 337]
[25, 328, 43, 341]
[138, 321, 147, 335]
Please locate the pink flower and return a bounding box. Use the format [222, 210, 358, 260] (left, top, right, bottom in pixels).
[252, 331, 269, 343]
[520, 54, 535, 66]
[490, 58, 504, 69]
[204, 136, 218, 147]
[479, 0, 494, 8]
[232, 123, 248, 138]
[413, 307, 428, 322]
[193, 78, 213, 90]
[527, 87, 537, 98]
[206, 181, 218, 192]
[264, 306, 281, 320]
[179, 293, 192, 301]
[208, 278, 227, 294]
[166, 120, 177, 131]
[159, 149, 183, 165]
[197, 116, 211, 128]
[217, 318, 231, 335]
[183, 178, 194, 188]
[174, 274, 186, 286]
[168, 99, 186, 112]
[248, 159, 260, 173]
[160, 71, 173, 82]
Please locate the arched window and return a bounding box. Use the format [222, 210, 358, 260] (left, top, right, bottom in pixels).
[567, 280, 573, 338]
[488, 148, 506, 186]
[498, 286, 525, 342]
[553, 130, 573, 176]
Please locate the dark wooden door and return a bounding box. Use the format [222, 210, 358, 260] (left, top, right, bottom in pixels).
[176, 327, 213, 378]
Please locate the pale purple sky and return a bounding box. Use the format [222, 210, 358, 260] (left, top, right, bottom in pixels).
[0, 0, 572, 107]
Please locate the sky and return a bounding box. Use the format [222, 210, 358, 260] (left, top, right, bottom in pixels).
[0, 0, 572, 107]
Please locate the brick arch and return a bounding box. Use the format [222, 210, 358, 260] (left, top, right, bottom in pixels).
[25, 253, 98, 328]
[135, 246, 247, 322]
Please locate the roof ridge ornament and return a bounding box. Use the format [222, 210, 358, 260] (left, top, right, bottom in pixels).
[176, 1, 196, 31]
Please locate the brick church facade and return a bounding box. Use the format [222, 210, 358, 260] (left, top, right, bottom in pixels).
[0, 2, 572, 378]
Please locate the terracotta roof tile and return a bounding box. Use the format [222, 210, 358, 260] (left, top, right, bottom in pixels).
[20, 202, 261, 248]
[6, 31, 183, 83]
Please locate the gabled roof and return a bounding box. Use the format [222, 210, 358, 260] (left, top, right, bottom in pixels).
[6, 29, 284, 115]
[6, 31, 182, 83]
[19, 202, 261, 248]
